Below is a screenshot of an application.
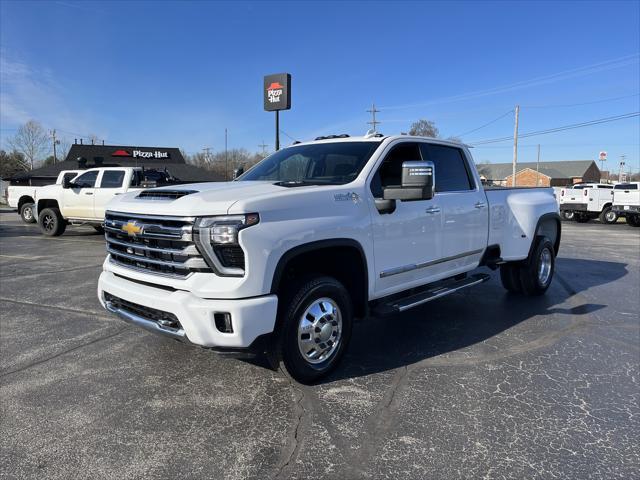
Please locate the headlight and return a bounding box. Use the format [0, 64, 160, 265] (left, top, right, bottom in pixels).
[193, 214, 259, 276]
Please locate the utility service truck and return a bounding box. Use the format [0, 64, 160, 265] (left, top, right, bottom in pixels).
[559, 183, 617, 223]
[97, 134, 561, 383]
[7, 170, 82, 224]
[613, 182, 640, 227]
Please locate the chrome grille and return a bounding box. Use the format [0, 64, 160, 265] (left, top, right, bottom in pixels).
[104, 211, 212, 278]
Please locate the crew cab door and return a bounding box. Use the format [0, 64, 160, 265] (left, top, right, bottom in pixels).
[419, 144, 488, 270]
[93, 170, 128, 220]
[369, 142, 443, 297]
[62, 170, 98, 219]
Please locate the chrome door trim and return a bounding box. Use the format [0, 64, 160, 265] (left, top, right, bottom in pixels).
[380, 248, 484, 278]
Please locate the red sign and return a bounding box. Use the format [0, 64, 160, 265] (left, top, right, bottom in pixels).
[112, 149, 131, 157]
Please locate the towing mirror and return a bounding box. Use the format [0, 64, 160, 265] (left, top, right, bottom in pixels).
[62, 177, 73, 189]
[233, 166, 244, 179]
[383, 161, 435, 201]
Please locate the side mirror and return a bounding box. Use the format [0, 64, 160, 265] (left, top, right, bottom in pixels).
[62, 177, 72, 189]
[383, 161, 435, 201]
[233, 166, 244, 179]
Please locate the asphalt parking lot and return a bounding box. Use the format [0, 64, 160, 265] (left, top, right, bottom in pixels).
[1, 210, 638, 480]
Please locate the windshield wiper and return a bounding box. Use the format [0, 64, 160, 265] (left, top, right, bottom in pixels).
[274, 180, 343, 187]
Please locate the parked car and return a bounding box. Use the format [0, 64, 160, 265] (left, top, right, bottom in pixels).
[613, 182, 640, 227]
[33, 167, 180, 236]
[97, 134, 561, 383]
[559, 183, 617, 223]
[7, 170, 82, 223]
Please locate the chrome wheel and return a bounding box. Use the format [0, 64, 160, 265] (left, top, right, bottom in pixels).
[605, 210, 617, 223]
[297, 297, 342, 364]
[43, 214, 55, 232]
[563, 211, 574, 220]
[538, 247, 552, 285]
[23, 206, 33, 220]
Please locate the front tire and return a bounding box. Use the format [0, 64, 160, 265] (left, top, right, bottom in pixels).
[93, 225, 105, 234]
[38, 208, 66, 236]
[599, 206, 618, 224]
[268, 276, 353, 384]
[19, 203, 36, 224]
[519, 236, 555, 296]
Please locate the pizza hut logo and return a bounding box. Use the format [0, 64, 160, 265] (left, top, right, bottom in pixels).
[112, 149, 131, 157]
[267, 82, 284, 104]
[133, 150, 169, 159]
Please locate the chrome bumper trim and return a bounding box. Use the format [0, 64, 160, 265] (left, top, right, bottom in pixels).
[105, 300, 192, 344]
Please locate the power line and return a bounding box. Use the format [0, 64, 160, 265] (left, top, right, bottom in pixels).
[279, 129, 298, 142]
[454, 109, 514, 138]
[470, 112, 640, 145]
[521, 92, 640, 109]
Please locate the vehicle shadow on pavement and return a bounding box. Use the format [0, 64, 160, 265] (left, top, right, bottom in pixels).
[313, 257, 626, 383]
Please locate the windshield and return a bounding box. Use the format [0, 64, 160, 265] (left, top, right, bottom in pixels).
[238, 141, 380, 185]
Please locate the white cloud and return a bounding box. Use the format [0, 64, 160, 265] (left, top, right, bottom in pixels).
[0, 52, 101, 146]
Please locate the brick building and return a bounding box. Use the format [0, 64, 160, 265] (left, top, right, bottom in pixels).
[477, 160, 601, 187]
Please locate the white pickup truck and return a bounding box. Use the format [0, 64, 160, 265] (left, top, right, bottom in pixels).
[559, 183, 617, 224]
[7, 170, 82, 223]
[34, 167, 150, 236]
[613, 182, 640, 227]
[97, 135, 561, 383]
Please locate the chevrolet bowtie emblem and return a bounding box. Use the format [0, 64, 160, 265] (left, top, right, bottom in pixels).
[122, 221, 143, 236]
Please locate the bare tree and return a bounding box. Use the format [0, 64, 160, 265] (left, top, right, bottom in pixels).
[409, 119, 439, 138]
[57, 138, 71, 161]
[7, 120, 50, 169]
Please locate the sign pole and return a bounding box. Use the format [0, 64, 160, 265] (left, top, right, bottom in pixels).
[275, 110, 280, 151]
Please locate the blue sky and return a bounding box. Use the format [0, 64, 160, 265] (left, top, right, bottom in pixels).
[1, 0, 639, 173]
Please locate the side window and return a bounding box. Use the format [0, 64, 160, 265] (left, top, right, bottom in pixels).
[73, 171, 98, 188]
[420, 144, 474, 192]
[370, 143, 422, 197]
[100, 171, 125, 188]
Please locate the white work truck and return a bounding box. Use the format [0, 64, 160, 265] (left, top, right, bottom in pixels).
[34, 167, 149, 236]
[613, 182, 640, 227]
[559, 183, 617, 223]
[7, 170, 82, 223]
[97, 135, 561, 383]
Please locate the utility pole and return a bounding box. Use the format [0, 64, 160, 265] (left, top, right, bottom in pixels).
[512, 105, 520, 187]
[258, 140, 268, 157]
[366, 103, 381, 132]
[619, 154, 626, 183]
[225, 128, 228, 181]
[202, 147, 212, 167]
[536, 144, 541, 186]
[50, 129, 60, 164]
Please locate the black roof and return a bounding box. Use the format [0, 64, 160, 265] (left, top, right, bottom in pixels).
[10, 144, 224, 183]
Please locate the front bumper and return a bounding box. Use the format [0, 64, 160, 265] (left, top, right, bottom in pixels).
[98, 271, 278, 349]
[560, 203, 588, 212]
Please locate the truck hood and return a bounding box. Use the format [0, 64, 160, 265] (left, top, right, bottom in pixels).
[107, 181, 297, 217]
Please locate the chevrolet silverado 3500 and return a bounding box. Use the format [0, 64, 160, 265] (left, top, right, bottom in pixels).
[98, 135, 561, 382]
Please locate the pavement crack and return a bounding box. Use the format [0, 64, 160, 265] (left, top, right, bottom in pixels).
[0, 327, 129, 378]
[274, 382, 310, 479]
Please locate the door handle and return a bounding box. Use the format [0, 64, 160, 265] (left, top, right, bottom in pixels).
[474, 202, 486, 209]
[425, 207, 441, 214]
[84, 192, 94, 195]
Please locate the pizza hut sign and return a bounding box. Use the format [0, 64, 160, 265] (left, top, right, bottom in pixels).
[133, 150, 169, 159]
[263, 73, 291, 111]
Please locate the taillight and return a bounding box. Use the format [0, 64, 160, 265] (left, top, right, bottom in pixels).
[584, 189, 588, 196]
[561, 189, 565, 196]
